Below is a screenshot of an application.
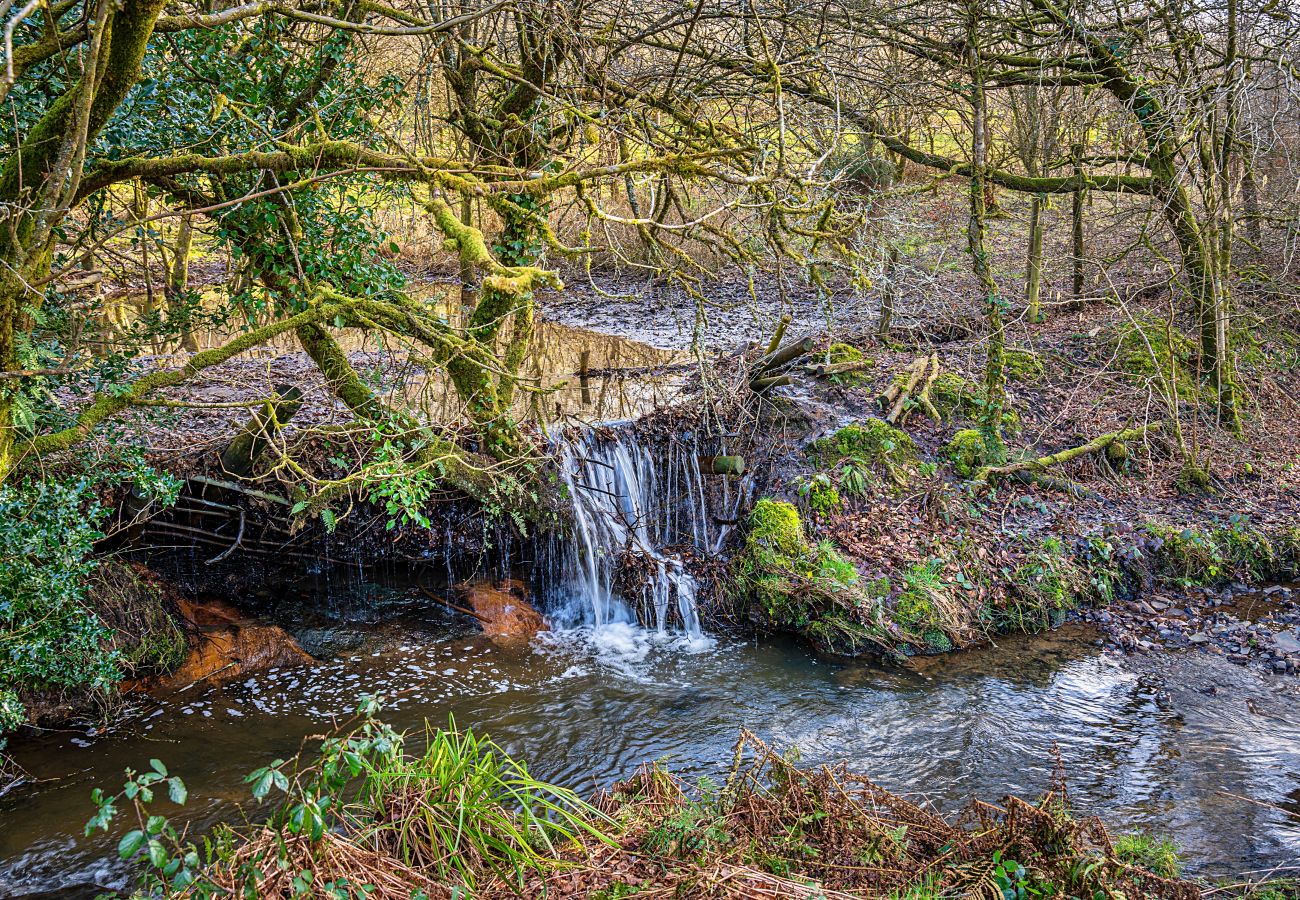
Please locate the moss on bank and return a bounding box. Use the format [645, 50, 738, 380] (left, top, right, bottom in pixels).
[806, 419, 918, 488]
[1145, 520, 1300, 587]
[732, 500, 887, 655]
[732, 500, 1300, 663]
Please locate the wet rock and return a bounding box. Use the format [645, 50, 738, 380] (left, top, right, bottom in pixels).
[455, 579, 548, 645]
[129, 598, 315, 694]
[1273, 629, 1300, 655]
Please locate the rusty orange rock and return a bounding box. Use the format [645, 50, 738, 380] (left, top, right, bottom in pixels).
[131, 597, 314, 694]
[454, 579, 549, 645]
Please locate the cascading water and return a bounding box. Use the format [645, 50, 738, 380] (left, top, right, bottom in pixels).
[541, 426, 750, 639]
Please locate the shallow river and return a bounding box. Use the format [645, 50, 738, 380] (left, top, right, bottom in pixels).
[3, 580, 1300, 896]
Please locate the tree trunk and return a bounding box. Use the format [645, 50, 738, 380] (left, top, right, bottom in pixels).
[966, 16, 1006, 464]
[167, 213, 199, 352]
[878, 244, 898, 335]
[1071, 147, 1086, 298]
[1025, 195, 1045, 322]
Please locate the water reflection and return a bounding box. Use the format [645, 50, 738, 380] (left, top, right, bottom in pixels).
[2, 605, 1299, 895]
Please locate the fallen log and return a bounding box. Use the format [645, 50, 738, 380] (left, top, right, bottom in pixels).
[807, 358, 875, 378]
[881, 356, 928, 424]
[219, 384, 303, 477]
[752, 335, 814, 378]
[749, 374, 794, 392]
[974, 422, 1163, 484]
[698, 455, 745, 475]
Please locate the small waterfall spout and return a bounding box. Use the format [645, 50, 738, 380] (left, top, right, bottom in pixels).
[544, 427, 749, 637]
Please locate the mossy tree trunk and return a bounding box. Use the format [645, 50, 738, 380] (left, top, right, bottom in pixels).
[1025, 195, 1045, 322]
[0, 0, 169, 483]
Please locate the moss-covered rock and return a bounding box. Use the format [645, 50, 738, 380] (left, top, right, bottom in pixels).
[806, 419, 918, 487]
[734, 500, 884, 655]
[824, 342, 873, 386]
[1115, 314, 1201, 401]
[942, 428, 988, 478]
[1005, 348, 1045, 382]
[929, 373, 982, 419]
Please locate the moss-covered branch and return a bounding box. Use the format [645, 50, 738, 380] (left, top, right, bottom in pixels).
[19, 300, 351, 458]
[974, 423, 1163, 484]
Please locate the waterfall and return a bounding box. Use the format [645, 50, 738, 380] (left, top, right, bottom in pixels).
[542, 427, 749, 637]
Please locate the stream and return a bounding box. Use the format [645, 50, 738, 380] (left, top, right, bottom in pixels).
[4, 424, 1300, 896]
[3, 582, 1300, 895]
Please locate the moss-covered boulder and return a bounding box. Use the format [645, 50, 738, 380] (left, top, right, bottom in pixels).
[942, 428, 988, 478]
[806, 419, 918, 487]
[1005, 348, 1045, 382]
[1115, 315, 1200, 400]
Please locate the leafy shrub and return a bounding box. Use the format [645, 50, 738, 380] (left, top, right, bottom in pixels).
[0, 479, 118, 729]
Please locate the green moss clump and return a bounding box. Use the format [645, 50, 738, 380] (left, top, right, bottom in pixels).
[942, 429, 988, 478]
[735, 500, 885, 655]
[1005, 348, 1045, 382]
[1115, 315, 1201, 401]
[807, 419, 917, 487]
[1113, 832, 1181, 879]
[824, 342, 873, 386]
[892, 558, 952, 636]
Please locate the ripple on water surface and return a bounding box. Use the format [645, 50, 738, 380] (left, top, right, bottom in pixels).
[2, 622, 1299, 895]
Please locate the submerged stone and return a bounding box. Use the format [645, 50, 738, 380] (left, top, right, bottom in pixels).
[455, 579, 548, 645]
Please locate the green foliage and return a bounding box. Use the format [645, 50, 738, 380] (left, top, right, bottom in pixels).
[359, 718, 612, 889]
[1144, 518, 1281, 587]
[88, 697, 407, 896]
[1001, 538, 1082, 633]
[796, 473, 842, 516]
[807, 419, 918, 487]
[0, 479, 116, 730]
[0, 457, 181, 730]
[943, 428, 989, 478]
[929, 372, 983, 419]
[1112, 831, 1181, 879]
